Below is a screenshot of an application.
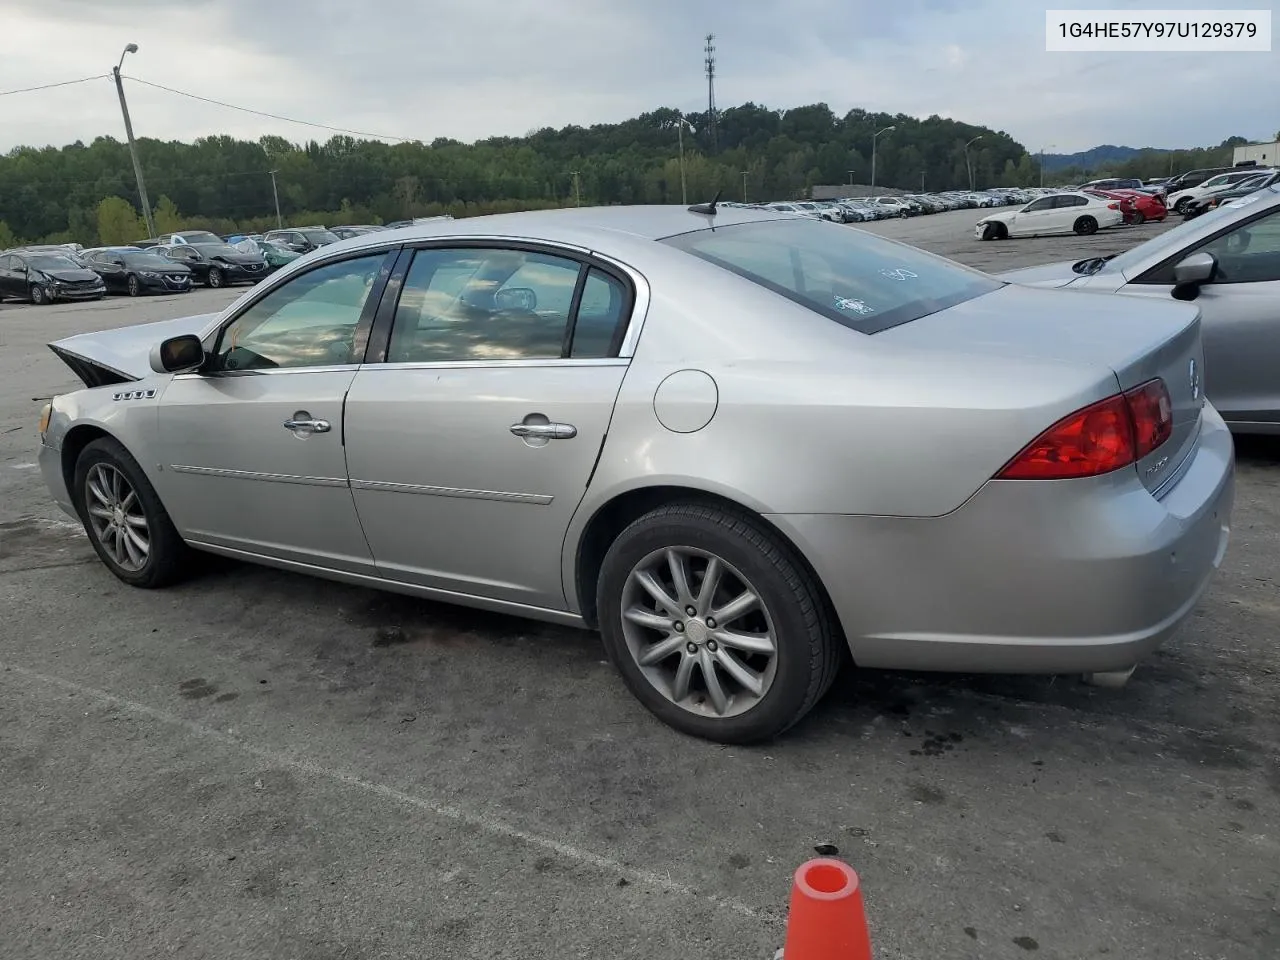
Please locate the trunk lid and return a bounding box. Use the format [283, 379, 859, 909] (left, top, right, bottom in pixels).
[880, 283, 1205, 495]
[48, 313, 220, 387]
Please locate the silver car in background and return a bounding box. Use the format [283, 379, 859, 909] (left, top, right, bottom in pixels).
[1001, 185, 1280, 434]
[37, 206, 1233, 743]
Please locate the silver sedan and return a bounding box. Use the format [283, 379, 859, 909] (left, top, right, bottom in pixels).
[1001, 185, 1280, 434]
[37, 206, 1234, 742]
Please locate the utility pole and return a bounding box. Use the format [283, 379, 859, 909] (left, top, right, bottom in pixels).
[848, 170, 855, 186]
[964, 135, 984, 191]
[664, 116, 695, 205]
[112, 44, 155, 238]
[871, 125, 895, 190]
[571, 170, 581, 207]
[269, 170, 283, 227]
[704, 34, 718, 153]
[1038, 144, 1056, 188]
[921, 170, 926, 191]
[741, 170, 749, 202]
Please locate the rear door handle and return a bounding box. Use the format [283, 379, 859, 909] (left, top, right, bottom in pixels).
[510, 422, 577, 440]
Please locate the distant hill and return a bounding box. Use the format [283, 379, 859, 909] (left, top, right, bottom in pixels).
[1040, 144, 1172, 173]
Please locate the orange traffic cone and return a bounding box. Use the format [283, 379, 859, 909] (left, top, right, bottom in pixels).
[779, 857, 872, 960]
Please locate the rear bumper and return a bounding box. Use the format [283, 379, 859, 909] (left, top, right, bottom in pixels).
[769, 403, 1235, 674]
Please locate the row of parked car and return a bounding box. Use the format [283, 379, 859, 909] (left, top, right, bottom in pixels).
[0, 220, 458, 303]
[723, 188, 1064, 224]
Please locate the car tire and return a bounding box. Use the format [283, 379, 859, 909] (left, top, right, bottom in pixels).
[596, 501, 841, 744]
[1173, 197, 1191, 214]
[73, 437, 192, 589]
[127, 274, 142, 297]
[207, 267, 225, 288]
[981, 223, 1000, 241]
[1074, 216, 1098, 236]
[1130, 211, 1145, 225]
[29, 283, 49, 305]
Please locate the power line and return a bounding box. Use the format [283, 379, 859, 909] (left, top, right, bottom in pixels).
[0, 74, 109, 98]
[121, 75, 416, 143]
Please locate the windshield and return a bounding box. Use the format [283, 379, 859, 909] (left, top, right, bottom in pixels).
[190, 243, 246, 257]
[1102, 185, 1280, 276]
[27, 255, 82, 271]
[661, 219, 1001, 334]
[302, 230, 339, 244]
[122, 254, 178, 270]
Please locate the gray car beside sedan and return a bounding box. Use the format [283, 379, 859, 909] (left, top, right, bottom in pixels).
[1001, 184, 1280, 434]
[35, 206, 1233, 742]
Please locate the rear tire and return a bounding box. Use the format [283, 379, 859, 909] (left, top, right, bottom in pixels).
[596, 502, 840, 744]
[1074, 216, 1098, 236]
[1130, 211, 1145, 225]
[73, 437, 192, 589]
[29, 284, 48, 305]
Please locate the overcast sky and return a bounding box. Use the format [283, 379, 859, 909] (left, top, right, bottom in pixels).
[1, 0, 1274, 156]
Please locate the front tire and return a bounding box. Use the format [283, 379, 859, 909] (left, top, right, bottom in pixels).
[1074, 216, 1098, 236]
[29, 284, 49, 305]
[981, 223, 1000, 241]
[127, 274, 142, 297]
[207, 267, 225, 288]
[1174, 197, 1191, 214]
[597, 502, 840, 743]
[73, 437, 191, 588]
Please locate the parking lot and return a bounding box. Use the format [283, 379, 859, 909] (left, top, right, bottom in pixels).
[1, 208, 1277, 960]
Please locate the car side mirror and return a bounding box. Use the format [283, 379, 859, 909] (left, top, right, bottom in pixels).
[151, 334, 205, 374]
[1171, 251, 1217, 301]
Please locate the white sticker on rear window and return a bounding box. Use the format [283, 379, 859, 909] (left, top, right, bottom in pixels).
[834, 296, 873, 315]
[878, 267, 919, 281]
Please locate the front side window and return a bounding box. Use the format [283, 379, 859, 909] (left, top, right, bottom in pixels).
[1025, 198, 1053, 212]
[212, 253, 385, 370]
[1198, 208, 1280, 284]
[387, 248, 585, 363]
[661, 219, 1000, 334]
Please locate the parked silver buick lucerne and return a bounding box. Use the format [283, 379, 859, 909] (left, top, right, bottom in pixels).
[37, 205, 1234, 742]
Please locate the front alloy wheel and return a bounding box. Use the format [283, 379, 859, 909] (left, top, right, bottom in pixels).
[127, 274, 141, 296]
[84, 463, 150, 572]
[207, 267, 225, 288]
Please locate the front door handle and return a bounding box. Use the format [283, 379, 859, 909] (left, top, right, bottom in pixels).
[510, 422, 577, 440]
[283, 412, 331, 435]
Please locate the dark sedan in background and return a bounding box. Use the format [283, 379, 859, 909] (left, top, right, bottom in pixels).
[85, 249, 194, 296]
[0, 250, 105, 304]
[158, 242, 269, 287]
[262, 226, 340, 253]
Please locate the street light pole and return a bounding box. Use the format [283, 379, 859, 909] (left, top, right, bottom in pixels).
[921, 170, 926, 191]
[664, 115, 695, 205]
[847, 170, 855, 186]
[1038, 144, 1056, 188]
[964, 135, 984, 191]
[741, 170, 749, 202]
[112, 43, 155, 238]
[269, 170, 282, 228]
[570, 170, 581, 207]
[871, 125, 896, 190]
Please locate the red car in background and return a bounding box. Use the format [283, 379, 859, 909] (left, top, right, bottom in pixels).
[1084, 188, 1167, 224]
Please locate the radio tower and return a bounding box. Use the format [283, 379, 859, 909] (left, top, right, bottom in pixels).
[704, 33, 718, 153]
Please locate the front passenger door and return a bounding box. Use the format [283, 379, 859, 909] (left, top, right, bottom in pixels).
[154, 250, 396, 571]
[1013, 197, 1053, 235]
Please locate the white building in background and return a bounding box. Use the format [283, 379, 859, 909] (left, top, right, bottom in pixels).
[1233, 140, 1280, 166]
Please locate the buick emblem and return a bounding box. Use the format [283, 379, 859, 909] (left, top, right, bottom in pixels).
[1189, 358, 1201, 401]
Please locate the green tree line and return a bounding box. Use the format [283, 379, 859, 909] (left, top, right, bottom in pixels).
[0, 100, 1242, 246]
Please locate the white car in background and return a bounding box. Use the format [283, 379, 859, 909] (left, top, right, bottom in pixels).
[1166, 170, 1274, 214]
[975, 191, 1124, 240]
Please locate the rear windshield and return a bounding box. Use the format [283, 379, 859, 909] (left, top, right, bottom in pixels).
[661, 219, 1001, 334]
[122, 254, 177, 270]
[302, 230, 339, 244]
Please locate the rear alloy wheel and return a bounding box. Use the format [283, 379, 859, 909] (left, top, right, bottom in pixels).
[127, 274, 142, 297]
[29, 283, 49, 305]
[598, 502, 840, 743]
[74, 437, 191, 588]
[1074, 216, 1098, 236]
[207, 266, 225, 288]
[1130, 211, 1146, 225]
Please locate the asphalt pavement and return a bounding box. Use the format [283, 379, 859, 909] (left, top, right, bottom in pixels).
[1, 210, 1277, 960]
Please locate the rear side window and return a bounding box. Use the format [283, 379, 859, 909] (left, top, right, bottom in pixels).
[661, 219, 1001, 334]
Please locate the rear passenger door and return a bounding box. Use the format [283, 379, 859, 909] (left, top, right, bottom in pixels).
[343, 243, 636, 610]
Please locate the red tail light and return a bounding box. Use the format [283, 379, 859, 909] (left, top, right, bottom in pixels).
[997, 379, 1172, 480]
[1107, 202, 1120, 210]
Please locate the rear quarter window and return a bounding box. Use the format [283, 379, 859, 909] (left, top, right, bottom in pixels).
[660, 219, 1002, 334]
